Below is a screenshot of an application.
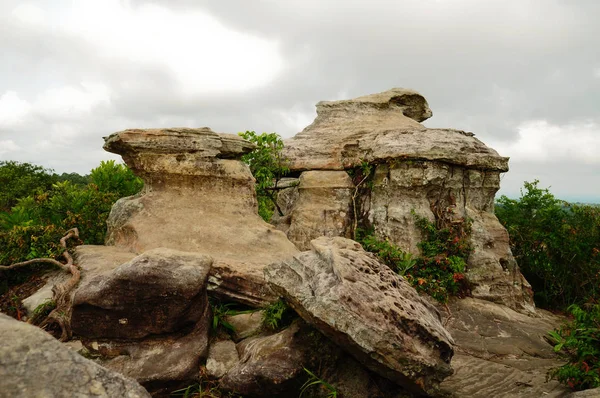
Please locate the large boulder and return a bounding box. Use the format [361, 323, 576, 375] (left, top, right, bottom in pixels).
[220, 319, 414, 398]
[72, 248, 212, 339]
[279, 88, 534, 313]
[103, 127, 299, 307]
[70, 246, 212, 389]
[265, 236, 454, 397]
[0, 313, 150, 397]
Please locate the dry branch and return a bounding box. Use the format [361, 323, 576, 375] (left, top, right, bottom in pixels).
[0, 228, 81, 341]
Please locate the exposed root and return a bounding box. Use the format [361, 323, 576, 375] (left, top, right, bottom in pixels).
[1, 228, 80, 341]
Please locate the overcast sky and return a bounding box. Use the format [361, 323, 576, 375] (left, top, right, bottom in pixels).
[1, 0, 599, 201]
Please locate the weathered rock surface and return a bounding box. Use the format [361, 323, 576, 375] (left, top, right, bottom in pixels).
[221, 319, 414, 398]
[265, 236, 454, 396]
[87, 308, 210, 387]
[369, 161, 534, 313]
[21, 270, 69, 315]
[225, 310, 264, 342]
[0, 313, 150, 397]
[568, 388, 600, 397]
[70, 246, 212, 389]
[440, 298, 571, 397]
[278, 88, 534, 313]
[285, 170, 354, 250]
[220, 321, 309, 397]
[72, 248, 212, 339]
[206, 339, 241, 379]
[283, 88, 507, 172]
[103, 127, 299, 307]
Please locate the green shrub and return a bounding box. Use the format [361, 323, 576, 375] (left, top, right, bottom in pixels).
[548, 304, 600, 391]
[262, 299, 294, 330]
[238, 131, 289, 222]
[496, 181, 600, 309]
[357, 213, 471, 303]
[0, 161, 57, 211]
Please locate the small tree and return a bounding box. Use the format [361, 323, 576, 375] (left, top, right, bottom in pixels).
[496, 180, 600, 309]
[238, 131, 289, 221]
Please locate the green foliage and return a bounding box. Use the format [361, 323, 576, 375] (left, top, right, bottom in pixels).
[238, 131, 289, 221]
[0, 160, 143, 295]
[30, 299, 57, 324]
[496, 180, 600, 309]
[357, 213, 472, 303]
[262, 299, 294, 330]
[210, 300, 237, 333]
[300, 368, 338, 398]
[359, 234, 416, 276]
[548, 304, 600, 391]
[89, 160, 143, 198]
[0, 161, 57, 211]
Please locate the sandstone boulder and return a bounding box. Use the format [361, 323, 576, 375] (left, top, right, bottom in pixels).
[220, 319, 414, 398]
[70, 246, 212, 389]
[103, 127, 299, 307]
[0, 313, 150, 397]
[86, 312, 210, 388]
[219, 321, 309, 397]
[72, 248, 212, 339]
[265, 236, 454, 396]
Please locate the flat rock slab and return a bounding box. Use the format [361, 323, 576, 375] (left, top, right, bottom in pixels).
[265, 236, 454, 397]
[440, 298, 571, 397]
[0, 314, 150, 397]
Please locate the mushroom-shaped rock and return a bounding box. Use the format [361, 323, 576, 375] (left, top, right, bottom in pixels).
[265, 236, 454, 397]
[101, 127, 299, 307]
[283, 88, 508, 172]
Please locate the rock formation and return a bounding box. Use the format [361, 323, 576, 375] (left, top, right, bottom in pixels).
[6, 90, 576, 397]
[0, 313, 150, 397]
[265, 237, 454, 396]
[102, 127, 299, 306]
[70, 247, 212, 391]
[279, 88, 534, 313]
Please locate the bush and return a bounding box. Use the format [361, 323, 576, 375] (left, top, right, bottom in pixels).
[357, 212, 472, 303]
[238, 131, 289, 221]
[548, 304, 600, 390]
[0, 160, 143, 266]
[496, 181, 600, 309]
[0, 161, 57, 211]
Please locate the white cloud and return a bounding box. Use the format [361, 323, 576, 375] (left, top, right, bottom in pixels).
[11, 3, 45, 25]
[493, 120, 600, 164]
[34, 82, 111, 119]
[595, 67, 600, 78]
[0, 91, 31, 128]
[0, 140, 21, 155]
[31, 1, 284, 94]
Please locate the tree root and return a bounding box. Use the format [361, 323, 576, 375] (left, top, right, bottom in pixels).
[0, 228, 80, 341]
